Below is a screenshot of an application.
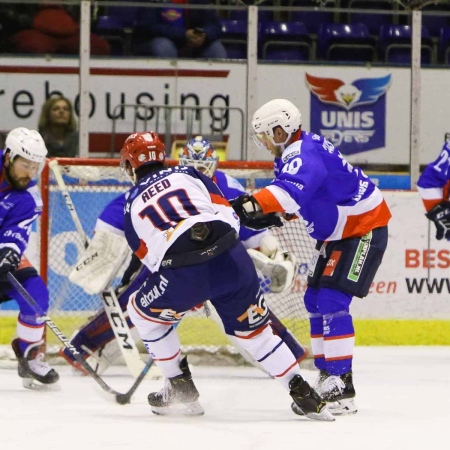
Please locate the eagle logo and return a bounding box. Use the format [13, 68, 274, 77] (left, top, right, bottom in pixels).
[306, 73, 391, 111]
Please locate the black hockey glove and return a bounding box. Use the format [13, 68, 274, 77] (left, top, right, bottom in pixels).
[0, 248, 21, 277]
[244, 213, 284, 230]
[229, 194, 283, 230]
[425, 200, 450, 240]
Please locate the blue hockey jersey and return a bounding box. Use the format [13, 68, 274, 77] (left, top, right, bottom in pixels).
[417, 140, 450, 212]
[252, 131, 391, 241]
[0, 150, 43, 256]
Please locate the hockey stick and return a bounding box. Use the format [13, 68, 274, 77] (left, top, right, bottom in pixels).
[7, 272, 153, 404]
[48, 159, 149, 377]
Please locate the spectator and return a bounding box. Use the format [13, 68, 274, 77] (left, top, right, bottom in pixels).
[3, 4, 110, 56]
[133, 0, 226, 58]
[38, 95, 79, 158]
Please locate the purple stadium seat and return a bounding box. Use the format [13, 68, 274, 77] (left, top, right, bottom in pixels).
[421, 4, 450, 38]
[318, 23, 376, 62]
[261, 21, 312, 61]
[347, 0, 396, 36]
[290, 0, 336, 35]
[379, 24, 434, 65]
[221, 19, 248, 59]
[439, 26, 450, 63]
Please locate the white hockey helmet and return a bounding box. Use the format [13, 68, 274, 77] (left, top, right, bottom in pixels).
[5, 127, 48, 165]
[251, 99, 302, 152]
[179, 136, 219, 178]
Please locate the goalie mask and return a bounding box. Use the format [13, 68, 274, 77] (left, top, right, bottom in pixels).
[252, 99, 302, 154]
[179, 136, 219, 178]
[5, 127, 47, 172]
[120, 131, 166, 183]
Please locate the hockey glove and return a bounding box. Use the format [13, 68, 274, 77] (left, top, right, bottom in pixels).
[0, 248, 21, 277]
[425, 201, 450, 240]
[230, 194, 283, 230]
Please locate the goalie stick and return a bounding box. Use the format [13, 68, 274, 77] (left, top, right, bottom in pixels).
[48, 159, 150, 378]
[7, 272, 152, 404]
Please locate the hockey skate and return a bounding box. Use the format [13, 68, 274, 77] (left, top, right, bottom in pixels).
[148, 356, 204, 416]
[290, 369, 329, 416]
[289, 374, 334, 421]
[319, 371, 358, 416]
[12, 339, 60, 390]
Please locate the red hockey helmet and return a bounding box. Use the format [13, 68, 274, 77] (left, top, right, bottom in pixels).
[120, 132, 165, 182]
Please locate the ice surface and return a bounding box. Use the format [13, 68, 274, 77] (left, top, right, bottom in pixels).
[1, 347, 449, 450]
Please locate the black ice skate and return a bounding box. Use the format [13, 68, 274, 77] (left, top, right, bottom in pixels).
[12, 338, 60, 389]
[319, 371, 357, 416]
[147, 356, 204, 416]
[291, 369, 330, 416]
[289, 374, 334, 421]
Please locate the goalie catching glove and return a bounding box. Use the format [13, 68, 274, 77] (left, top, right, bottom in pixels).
[229, 194, 283, 230]
[425, 200, 450, 240]
[248, 235, 298, 293]
[69, 229, 131, 295]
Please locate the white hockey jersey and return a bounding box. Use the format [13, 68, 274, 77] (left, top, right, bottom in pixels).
[124, 165, 239, 272]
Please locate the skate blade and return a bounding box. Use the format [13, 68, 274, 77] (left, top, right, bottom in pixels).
[151, 401, 205, 417]
[290, 402, 335, 421]
[305, 408, 335, 421]
[328, 398, 358, 416]
[22, 378, 61, 391]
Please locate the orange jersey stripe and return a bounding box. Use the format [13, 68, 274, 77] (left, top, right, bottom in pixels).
[253, 188, 285, 214]
[342, 199, 392, 239]
[422, 198, 442, 212]
[210, 192, 230, 206]
[135, 239, 148, 259]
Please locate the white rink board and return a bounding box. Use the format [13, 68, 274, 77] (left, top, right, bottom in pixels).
[352, 191, 450, 319]
[0, 347, 449, 450]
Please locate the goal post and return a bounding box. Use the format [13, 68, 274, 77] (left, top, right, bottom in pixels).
[38, 158, 314, 364]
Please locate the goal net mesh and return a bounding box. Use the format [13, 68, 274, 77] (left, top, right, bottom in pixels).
[37, 158, 315, 365]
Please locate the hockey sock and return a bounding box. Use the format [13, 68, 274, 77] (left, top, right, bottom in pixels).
[17, 313, 45, 353]
[317, 288, 354, 375]
[268, 310, 306, 361]
[233, 324, 301, 390]
[304, 287, 326, 370]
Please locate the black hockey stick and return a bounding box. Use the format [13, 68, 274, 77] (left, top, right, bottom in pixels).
[7, 272, 153, 404]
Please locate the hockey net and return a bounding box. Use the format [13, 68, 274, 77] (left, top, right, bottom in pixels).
[37, 158, 314, 365]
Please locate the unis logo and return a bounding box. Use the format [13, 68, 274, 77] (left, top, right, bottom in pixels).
[306, 73, 392, 155]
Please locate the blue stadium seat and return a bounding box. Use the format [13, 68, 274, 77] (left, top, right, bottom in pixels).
[347, 0, 396, 36]
[318, 23, 376, 62]
[421, 4, 450, 38]
[261, 21, 312, 61]
[379, 24, 434, 64]
[95, 6, 138, 55]
[221, 19, 248, 59]
[289, 0, 336, 35]
[439, 26, 450, 63]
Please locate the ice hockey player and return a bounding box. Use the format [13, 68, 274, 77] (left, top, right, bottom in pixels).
[417, 138, 450, 240]
[121, 131, 333, 420]
[179, 135, 308, 363]
[231, 99, 391, 415]
[0, 127, 59, 388]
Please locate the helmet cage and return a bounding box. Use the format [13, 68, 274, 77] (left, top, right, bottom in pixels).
[179, 137, 219, 178]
